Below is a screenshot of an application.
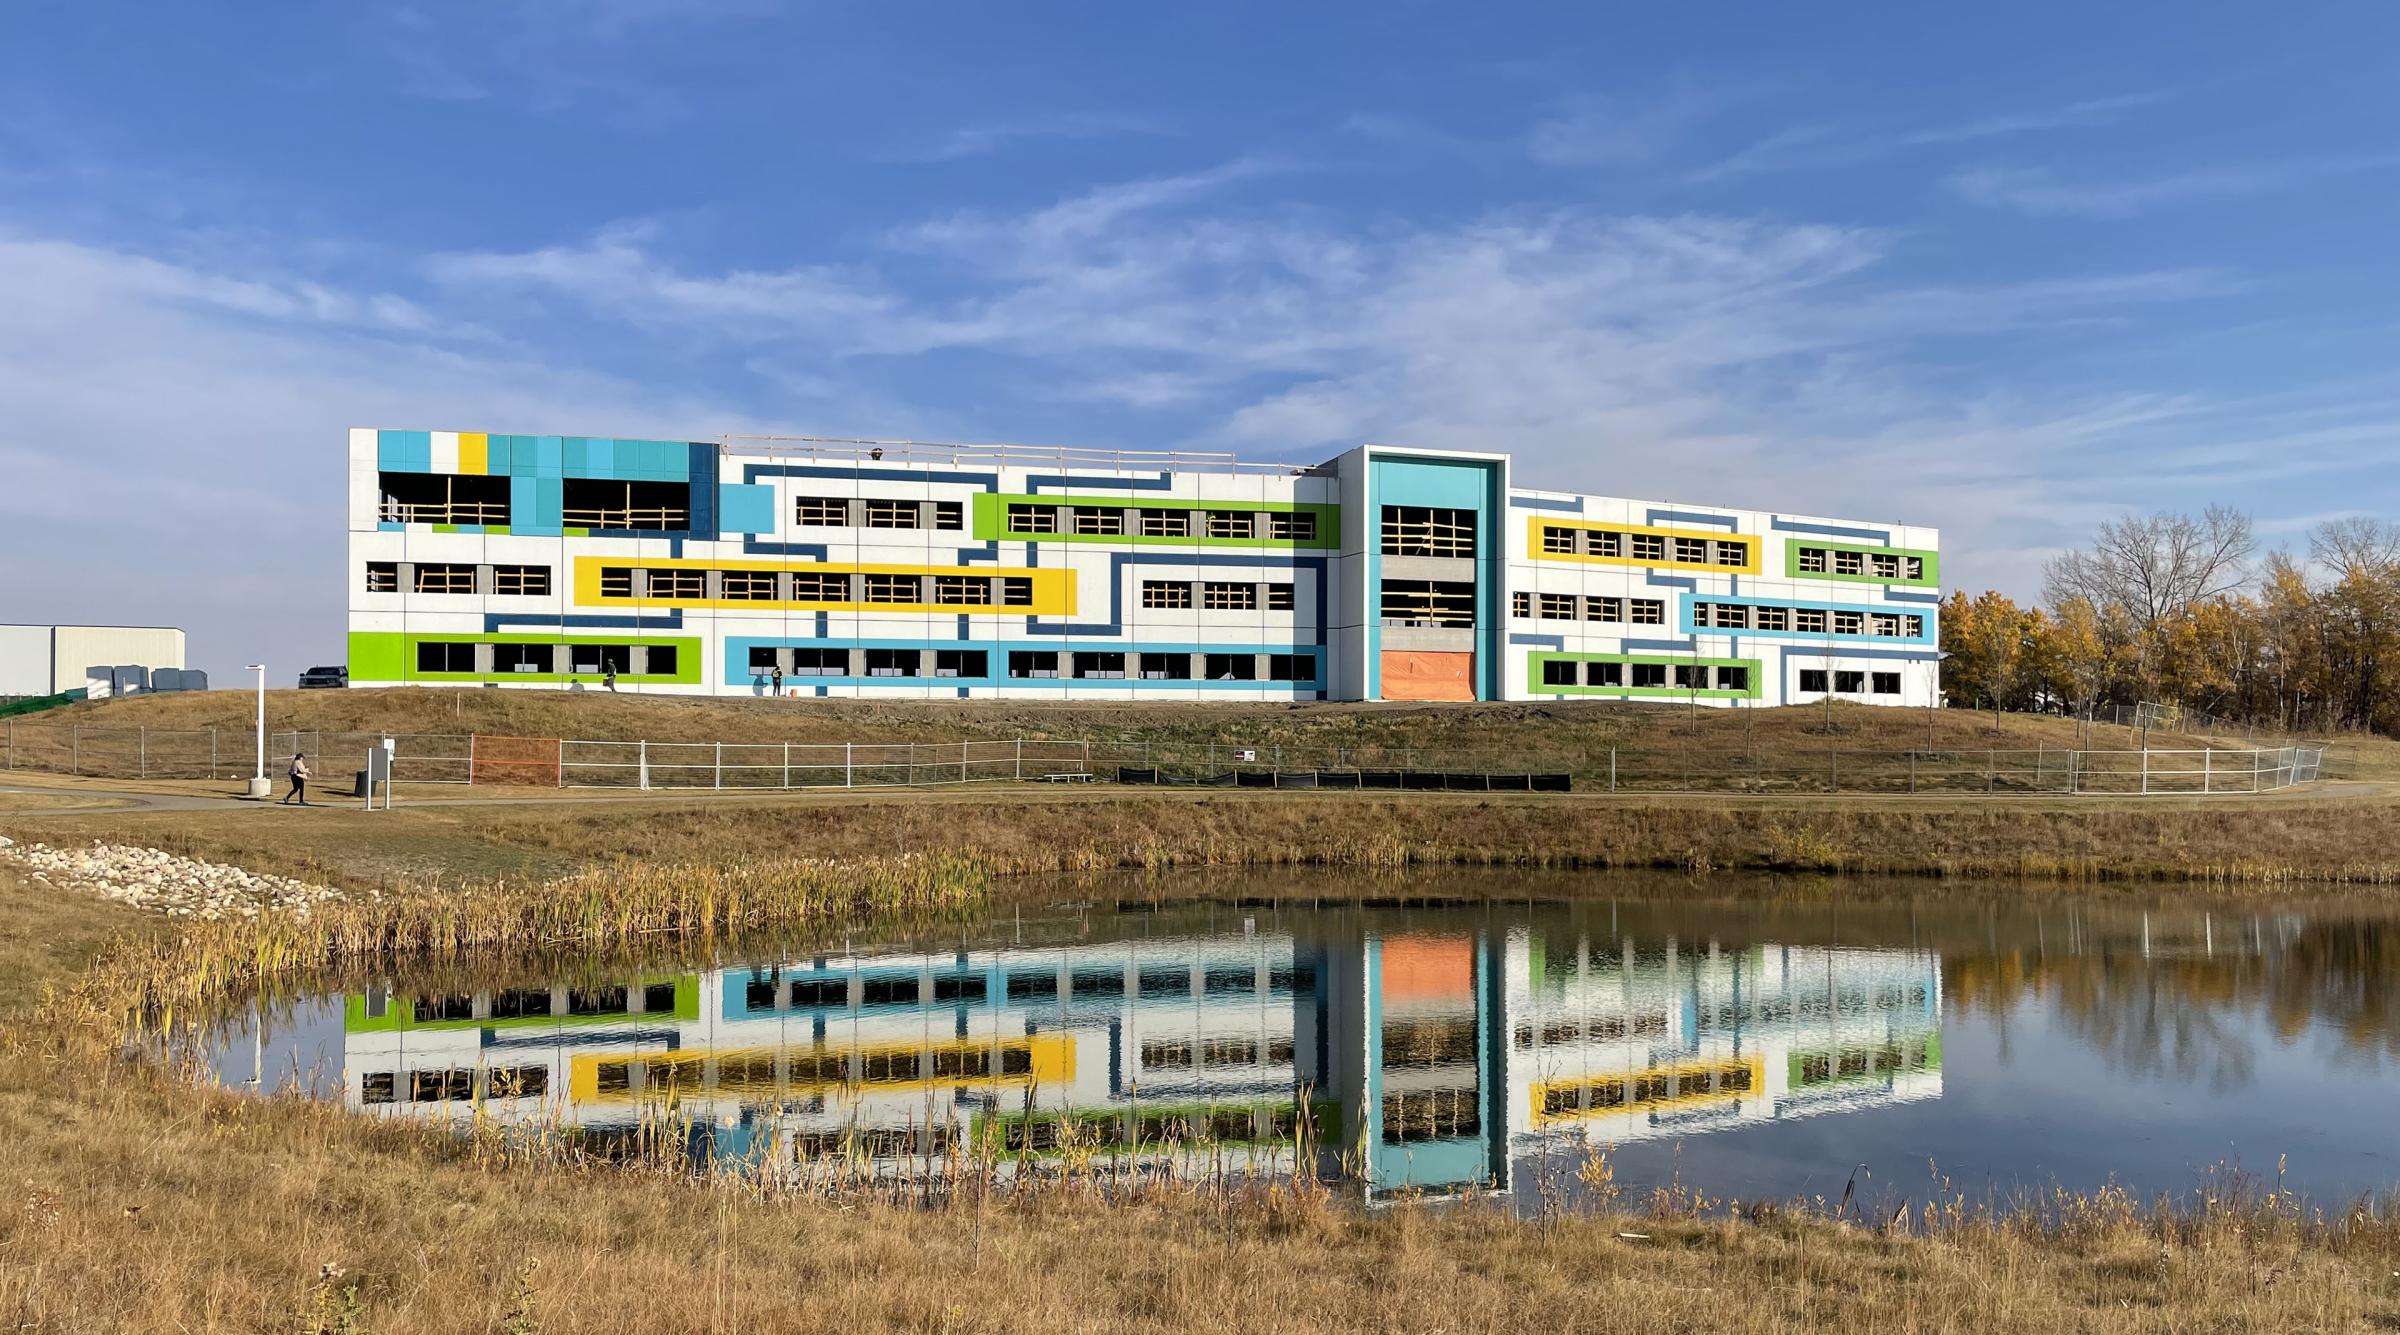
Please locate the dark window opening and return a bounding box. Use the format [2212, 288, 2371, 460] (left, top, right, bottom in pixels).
[935, 650, 987, 678]
[1268, 654, 1315, 683]
[1203, 653, 1257, 681]
[561, 478, 690, 531]
[493, 643, 554, 674]
[566, 644, 631, 675]
[1008, 651, 1059, 680]
[378, 471, 510, 526]
[416, 642, 475, 674]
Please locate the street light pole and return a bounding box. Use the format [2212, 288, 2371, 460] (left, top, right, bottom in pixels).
[244, 664, 271, 798]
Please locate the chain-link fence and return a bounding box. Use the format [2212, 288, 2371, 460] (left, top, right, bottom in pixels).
[0, 717, 2326, 797]
[558, 739, 1090, 789]
[1091, 741, 2327, 795]
[0, 722, 472, 783]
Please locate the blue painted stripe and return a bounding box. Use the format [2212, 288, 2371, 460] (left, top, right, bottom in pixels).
[1508, 493, 1587, 512]
[1508, 633, 1567, 649]
[1026, 470, 1177, 493]
[1647, 508, 1739, 530]
[1770, 517, 1894, 542]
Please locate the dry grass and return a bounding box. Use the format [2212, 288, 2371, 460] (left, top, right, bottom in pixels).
[37, 685, 2366, 764]
[18, 783, 2400, 895]
[4, 865, 2398, 1332]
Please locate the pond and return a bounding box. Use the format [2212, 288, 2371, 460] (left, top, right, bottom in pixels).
[206, 872, 2400, 1209]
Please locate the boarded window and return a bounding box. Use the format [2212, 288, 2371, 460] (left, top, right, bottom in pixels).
[863, 574, 922, 603]
[789, 571, 851, 601]
[934, 575, 991, 605]
[794, 496, 849, 526]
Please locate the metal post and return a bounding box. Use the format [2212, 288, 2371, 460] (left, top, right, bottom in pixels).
[638, 739, 650, 791]
[845, 741, 854, 788]
[2139, 748, 2149, 795]
[2202, 747, 2211, 795]
[139, 727, 146, 779]
[71, 725, 79, 775]
[961, 744, 968, 785]
[714, 741, 723, 790]
[1015, 738, 1024, 782]
[2252, 747, 2260, 793]
[1609, 748, 1616, 792]
[783, 742, 791, 790]
[209, 727, 217, 776]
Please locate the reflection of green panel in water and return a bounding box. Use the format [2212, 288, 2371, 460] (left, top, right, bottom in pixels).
[971, 1099, 1342, 1158]
[343, 975, 700, 1033]
[1788, 1028, 1943, 1090]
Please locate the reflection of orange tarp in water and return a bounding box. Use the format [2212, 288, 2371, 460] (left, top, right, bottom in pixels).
[1379, 650, 1474, 701]
[1380, 935, 1473, 1003]
[470, 733, 561, 786]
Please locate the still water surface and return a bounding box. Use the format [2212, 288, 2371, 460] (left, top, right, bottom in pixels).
[212, 874, 2400, 1207]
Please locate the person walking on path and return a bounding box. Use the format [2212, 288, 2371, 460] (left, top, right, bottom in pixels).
[603, 664, 618, 693]
[281, 752, 311, 806]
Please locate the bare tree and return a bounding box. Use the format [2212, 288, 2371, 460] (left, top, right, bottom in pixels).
[2309, 515, 2400, 581]
[2043, 506, 2254, 695]
[2043, 506, 2256, 626]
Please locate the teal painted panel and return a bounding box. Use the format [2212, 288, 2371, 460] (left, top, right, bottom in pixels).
[563, 436, 591, 474]
[719, 482, 774, 534]
[1372, 456, 1489, 508]
[534, 435, 564, 476]
[588, 437, 617, 477]
[643, 440, 679, 479]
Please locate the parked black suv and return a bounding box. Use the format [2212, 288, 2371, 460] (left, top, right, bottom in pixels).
[298, 666, 349, 689]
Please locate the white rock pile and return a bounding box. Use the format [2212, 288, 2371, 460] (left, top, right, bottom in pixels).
[0, 833, 351, 920]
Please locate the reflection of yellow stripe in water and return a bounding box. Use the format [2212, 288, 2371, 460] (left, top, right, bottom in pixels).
[1529, 1056, 1763, 1127]
[568, 1034, 1074, 1103]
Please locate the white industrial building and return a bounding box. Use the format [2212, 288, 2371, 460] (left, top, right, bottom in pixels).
[0, 624, 192, 698]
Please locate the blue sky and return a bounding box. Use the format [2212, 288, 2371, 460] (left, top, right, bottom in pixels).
[5, 2, 2398, 676]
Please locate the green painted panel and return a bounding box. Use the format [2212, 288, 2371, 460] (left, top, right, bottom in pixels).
[346, 631, 703, 686]
[1526, 652, 1763, 700]
[969, 493, 1340, 548]
[343, 975, 699, 1033]
[1782, 539, 1940, 587]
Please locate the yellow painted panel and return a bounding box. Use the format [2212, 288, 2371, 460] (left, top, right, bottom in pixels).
[457, 431, 488, 475]
[1525, 517, 1762, 574]
[568, 1034, 1075, 1103]
[569, 556, 1076, 615]
[1527, 1055, 1763, 1127]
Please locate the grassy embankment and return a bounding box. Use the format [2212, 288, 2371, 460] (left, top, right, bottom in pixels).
[15, 686, 2390, 788]
[4, 863, 2399, 1332]
[15, 778, 2400, 893]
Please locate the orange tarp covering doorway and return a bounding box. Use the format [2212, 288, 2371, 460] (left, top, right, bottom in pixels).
[1380, 650, 1473, 701]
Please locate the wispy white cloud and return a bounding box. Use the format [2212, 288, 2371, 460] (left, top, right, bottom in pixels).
[1946, 154, 2400, 217]
[1686, 89, 2179, 183]
[1527, 86, 1737, 168]
[875, 113, 1169, 164]
[425, 221, 897, 330]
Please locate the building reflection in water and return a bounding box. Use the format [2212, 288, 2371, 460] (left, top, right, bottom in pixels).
[337, 921, 1942, 1198]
